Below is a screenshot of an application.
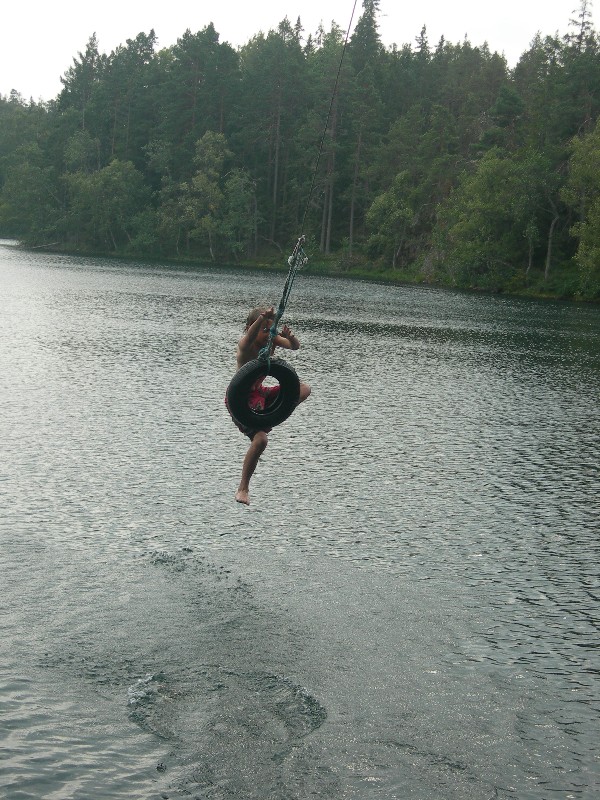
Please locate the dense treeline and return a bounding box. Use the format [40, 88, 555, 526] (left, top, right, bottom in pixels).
[1, 0, 600, 299]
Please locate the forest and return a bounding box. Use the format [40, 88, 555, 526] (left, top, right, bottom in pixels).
[1, 0, 600, 300]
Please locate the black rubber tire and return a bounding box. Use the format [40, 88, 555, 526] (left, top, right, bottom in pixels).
[226, 357, 300, 430]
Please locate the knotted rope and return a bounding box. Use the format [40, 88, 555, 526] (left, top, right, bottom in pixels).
[258, 235, 309, 363]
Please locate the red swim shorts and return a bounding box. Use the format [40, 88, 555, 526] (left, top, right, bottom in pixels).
[225, 382, 280, 439]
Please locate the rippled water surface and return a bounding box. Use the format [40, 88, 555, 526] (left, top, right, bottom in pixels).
[1, 240, 599, 799]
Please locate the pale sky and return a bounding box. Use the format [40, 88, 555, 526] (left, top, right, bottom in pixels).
[1, 0, 583, 102]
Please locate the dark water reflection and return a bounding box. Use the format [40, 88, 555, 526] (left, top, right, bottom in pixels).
[1, 241, 599, 799]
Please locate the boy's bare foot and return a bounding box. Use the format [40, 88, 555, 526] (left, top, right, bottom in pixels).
[235, 488, 250, 505]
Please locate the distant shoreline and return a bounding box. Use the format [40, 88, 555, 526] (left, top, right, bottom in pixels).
[4, 238, 595, 304]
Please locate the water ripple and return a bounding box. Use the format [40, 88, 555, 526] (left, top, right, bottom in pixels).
[1, 244, 599, 799]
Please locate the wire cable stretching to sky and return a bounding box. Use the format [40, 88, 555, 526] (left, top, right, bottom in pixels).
[300, 0, 359, 232]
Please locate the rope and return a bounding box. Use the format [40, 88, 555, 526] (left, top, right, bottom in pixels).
[301, 0, 359, 233]
[258, 234, 308, 363]
[258, 0, 358, 365]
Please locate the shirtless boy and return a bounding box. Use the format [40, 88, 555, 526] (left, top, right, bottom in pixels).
[228, 306, 310, 505]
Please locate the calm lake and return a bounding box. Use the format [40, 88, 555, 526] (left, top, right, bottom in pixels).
[1, 239, 599, 800]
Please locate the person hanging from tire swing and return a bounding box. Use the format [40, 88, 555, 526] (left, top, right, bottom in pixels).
[225, 305, 311, 505]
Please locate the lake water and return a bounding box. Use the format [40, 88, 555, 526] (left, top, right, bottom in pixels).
[1, 239, 599, 800]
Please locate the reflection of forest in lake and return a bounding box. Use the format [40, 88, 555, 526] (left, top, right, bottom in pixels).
[1, 243, 599, 800]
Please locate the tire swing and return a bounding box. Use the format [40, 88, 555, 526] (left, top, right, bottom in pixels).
[227, 229, 308, 432]
[226, 357, 300, 431]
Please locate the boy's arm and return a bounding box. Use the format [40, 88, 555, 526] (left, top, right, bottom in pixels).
[275, 324, 300, 351]
[238, 308, 274, 355]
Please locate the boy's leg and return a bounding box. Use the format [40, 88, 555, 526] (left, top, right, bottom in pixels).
[298, 382, 311, 403]
[236, 430, 268, 505]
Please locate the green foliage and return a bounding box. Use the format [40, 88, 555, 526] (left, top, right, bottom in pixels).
[366, 172, 412, 266]
[0, 143, 61, 242]
[63, 159, 149, 251]
[562, 118, 600, 297]
[433, 148, 560, 288]
[63, 130, 101, 172]
[0, 2, 599, 299]
[181, 134, 229, 259]
[221, 169, 259, 260]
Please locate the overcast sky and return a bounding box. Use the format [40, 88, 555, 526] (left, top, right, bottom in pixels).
[0, 0, 583, 101]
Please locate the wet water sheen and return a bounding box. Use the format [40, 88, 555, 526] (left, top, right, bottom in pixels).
[1, 240, 599, 800]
